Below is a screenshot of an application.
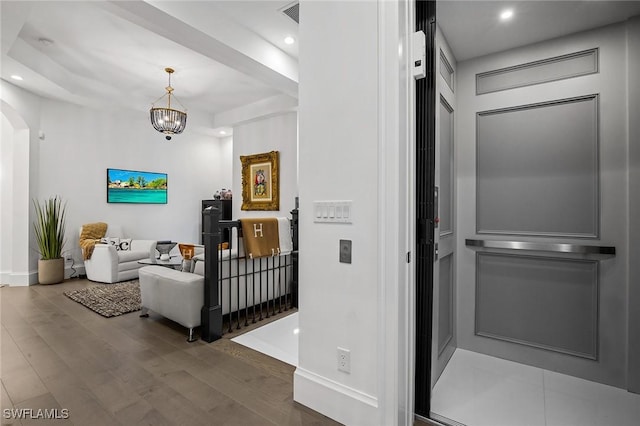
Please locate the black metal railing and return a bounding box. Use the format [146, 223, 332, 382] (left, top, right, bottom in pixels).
[201, 208, 299, 342]
[217, 220, 294, 333]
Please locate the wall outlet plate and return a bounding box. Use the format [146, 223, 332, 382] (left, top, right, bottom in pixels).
[337, 347, 351, 373]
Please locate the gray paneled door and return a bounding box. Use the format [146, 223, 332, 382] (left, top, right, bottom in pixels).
[456, 36, 629, 388]
[431, 27, 457, 387]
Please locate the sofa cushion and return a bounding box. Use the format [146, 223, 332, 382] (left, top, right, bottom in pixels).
[118, 260, 142, 272]
[193, 259, 204, 276]
[118, 250, 149, 262]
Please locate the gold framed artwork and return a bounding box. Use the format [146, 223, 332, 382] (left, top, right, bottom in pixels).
[240, 151, 280, 211]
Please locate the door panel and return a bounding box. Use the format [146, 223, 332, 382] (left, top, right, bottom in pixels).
[476, 95, 599, 237]
[437, 253, 454, 355]
[431, 26, 457, 387]
[475, 253, 599, 359]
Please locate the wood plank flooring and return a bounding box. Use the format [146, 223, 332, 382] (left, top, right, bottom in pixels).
[0, 279, 340, 425]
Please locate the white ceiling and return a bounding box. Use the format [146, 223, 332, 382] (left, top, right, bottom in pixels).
[2, 1, 639, 136]
[1, 0, 299, 135]
[438, 0, 640, 62]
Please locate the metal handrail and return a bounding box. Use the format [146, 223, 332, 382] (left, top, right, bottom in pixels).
[465, 239, 615, 256]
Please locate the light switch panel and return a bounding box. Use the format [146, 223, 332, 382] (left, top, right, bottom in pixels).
[339, 240, 352, 264]
[313, 201, 353, 224]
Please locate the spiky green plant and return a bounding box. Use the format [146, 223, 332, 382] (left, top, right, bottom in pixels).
[33, 196, 67, 260]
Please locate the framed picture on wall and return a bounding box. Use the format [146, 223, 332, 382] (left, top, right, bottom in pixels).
[107, 168, 168, 204]
[240, 151, 279, 211]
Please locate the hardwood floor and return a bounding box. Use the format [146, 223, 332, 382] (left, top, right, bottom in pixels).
[0, 279, 340, 425]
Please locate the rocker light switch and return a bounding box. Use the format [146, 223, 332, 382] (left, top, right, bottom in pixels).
[339, 240, 352, 264]
[313, 200, 353, 223]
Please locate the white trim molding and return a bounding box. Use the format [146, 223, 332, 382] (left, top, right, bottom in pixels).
[0, 271, 37, 286]
[293, 368, 379, 425]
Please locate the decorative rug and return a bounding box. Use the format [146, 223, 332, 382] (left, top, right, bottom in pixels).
[64, 280, 140, 318]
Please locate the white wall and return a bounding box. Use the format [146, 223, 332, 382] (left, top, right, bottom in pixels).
[218, 135, 233, 193]
[1, 113, 14, 279]
[294, 1, 409, 424]
[1, 81, 232, 284]
[1, 82, 42, 285]
[231, 111, 297, 219]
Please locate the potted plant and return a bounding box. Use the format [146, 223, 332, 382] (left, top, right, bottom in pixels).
[33, 196, 67, 284]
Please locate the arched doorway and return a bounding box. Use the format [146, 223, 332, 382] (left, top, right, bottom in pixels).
[1, 100, 34, 286]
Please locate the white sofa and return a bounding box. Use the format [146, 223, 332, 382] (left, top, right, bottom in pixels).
[139, 265, 204, 342]
[81, 225, 157, 283]
[138, 222, 292, 341]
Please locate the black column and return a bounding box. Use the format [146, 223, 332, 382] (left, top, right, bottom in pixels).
[290, 207, 299, 308]
[415, 0, 437, 417]
[201, 206, 223, 342]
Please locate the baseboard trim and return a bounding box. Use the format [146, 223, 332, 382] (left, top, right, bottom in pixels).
[0, 271, 38, 286]
[293, 367, 379, 425]
[428, 412, 467, 426]
[1, 267, 86, 286]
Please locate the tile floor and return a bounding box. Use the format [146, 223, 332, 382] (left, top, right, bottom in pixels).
[431, 348, 640, 426]
[230, 316, 640, 426]
[232, 312, 299, 367]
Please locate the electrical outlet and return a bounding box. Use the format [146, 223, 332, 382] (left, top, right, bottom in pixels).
[64, 253, 73, 263]
[337, 347, 351, 373]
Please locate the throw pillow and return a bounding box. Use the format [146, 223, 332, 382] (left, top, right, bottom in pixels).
[118, 238, 132, 251]
[99, 237, 121, 249]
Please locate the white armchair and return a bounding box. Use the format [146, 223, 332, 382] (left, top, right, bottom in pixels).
[80, 224, 157, 283]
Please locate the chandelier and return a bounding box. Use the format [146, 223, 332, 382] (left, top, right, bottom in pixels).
[150, 67, 187, 140]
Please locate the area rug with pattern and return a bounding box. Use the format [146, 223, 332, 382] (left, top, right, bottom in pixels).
[64, 280, 141, 318]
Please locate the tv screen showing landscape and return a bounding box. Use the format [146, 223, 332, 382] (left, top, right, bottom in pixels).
[107, 168, 167, 204]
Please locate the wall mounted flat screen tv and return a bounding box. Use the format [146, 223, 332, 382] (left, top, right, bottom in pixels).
[107, 168, 167, 204]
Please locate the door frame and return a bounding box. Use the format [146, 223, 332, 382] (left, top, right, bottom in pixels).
[413, 0, 437, 418]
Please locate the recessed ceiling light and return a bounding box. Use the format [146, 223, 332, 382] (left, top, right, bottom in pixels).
[500, 9, 514, 21]
[219, 130, 227, 135]
[284, 36, 295, 45]
[10, 75, 23, 81]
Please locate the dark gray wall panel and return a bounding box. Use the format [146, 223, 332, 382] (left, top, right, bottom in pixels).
[476, 95, 599, 237]
[439, 97, 454, 236]
[475, 253, 598, 359]
[438, 253, 454, 355]
[476, 48, 598, 95]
